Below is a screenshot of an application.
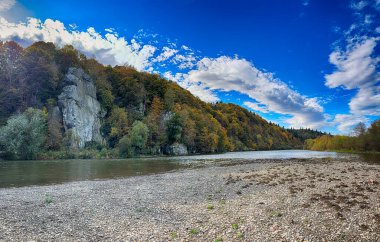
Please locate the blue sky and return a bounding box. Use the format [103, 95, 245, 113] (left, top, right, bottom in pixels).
[0, 0, 379, 134]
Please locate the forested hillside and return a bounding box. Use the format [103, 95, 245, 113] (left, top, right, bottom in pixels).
[287, 128, 328, 143]
[0, 41, 320, 159]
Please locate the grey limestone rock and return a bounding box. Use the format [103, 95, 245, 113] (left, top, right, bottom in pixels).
[165, 142, 188, 156]
[58, 67, 102, 148]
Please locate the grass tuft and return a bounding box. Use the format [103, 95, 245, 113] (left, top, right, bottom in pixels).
[44, 194, 53, 204]
[170, 232, 178, 239]
[189, 228, 199, 235]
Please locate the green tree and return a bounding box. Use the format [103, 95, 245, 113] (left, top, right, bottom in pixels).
[0, 41, 25, 123]
[45, 102, 63, 150]
[146, 96, 165, 153]
[353, 122, 366, 137]
[166, 113, 183, 144]
[199, 127, 219, 153]
[118, 135, 132, 157]
[367, 119, 380, 151]
[106, 106, 129, 147]
[0, 41, 23, 84]
[55, 45, 81, 72]
[304, 139, 315, 150]
[130, 121, 149, 153]
[118, 121, 149, 156]
[22, 42, 60, 106]
[164, 88, 176, 110]
[0, 108, 47, 159]
[217, 128, 230, 152]
[177, 107, 197, 152]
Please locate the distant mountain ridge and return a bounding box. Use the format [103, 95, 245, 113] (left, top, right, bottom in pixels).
[0, 41, 326, 158]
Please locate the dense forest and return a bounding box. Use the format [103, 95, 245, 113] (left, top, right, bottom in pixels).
[0, 41, 325, 160]
[305, 121, 380, 152]
[286, 128, 328, 143]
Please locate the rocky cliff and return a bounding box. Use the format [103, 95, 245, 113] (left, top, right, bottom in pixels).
[58, 68, 103, 149]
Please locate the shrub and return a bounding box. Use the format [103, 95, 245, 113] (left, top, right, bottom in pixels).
[118, 121, 149, 157]
[0, 108, 47, 159]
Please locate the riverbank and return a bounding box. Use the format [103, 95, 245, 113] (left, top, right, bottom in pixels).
[1, 157, 379, 241]
[313, 149, 380, 155]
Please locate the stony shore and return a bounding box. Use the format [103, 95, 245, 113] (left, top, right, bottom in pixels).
[0, 158, 379, 241]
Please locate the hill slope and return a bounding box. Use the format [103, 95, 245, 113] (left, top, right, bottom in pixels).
[0, 41, 320, 159]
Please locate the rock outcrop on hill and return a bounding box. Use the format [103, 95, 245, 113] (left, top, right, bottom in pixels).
[164, 143, 188, 156]
[58, 68, 103, 148]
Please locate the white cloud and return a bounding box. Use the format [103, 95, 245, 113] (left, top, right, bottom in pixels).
[325, 37, 380, 116]
[349, 86, 380, 115]
[333, 114, 369, 134]
[325, 37, 379, 90]
[364, 14, 373, 24]
[0, 0, 15, 11]
[0, 17, 157, 71]
[172, 53, 197, 69]
[186, 84, 220, 103]
[244, 101, 269, 113]
[104, 28, 114, 33]
[185, 56, 326, 128]
[181, 45, 190, 51]
[163, 71, 219, 103]
[154, 46, 178, 62]
[163, 71, 185, 83]
[325, 0, 380, 132]
[350, 0, 369, 10]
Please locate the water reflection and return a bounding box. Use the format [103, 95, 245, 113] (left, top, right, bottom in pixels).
[0, 158, 181, 188]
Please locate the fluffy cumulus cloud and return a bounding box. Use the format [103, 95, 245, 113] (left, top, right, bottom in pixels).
[333, 114, 369, 133]
[172, 53, 197, 69]
[185, 56, 326, 128]
[325, 0, 380, 133]
[349, 86, 380, 115]
[0, 17, 157, 71]
[0, 17, 202, 73]
[325, 37, 379, 90]
[154, 46, 178, 62]
[0, 0, 15, 11]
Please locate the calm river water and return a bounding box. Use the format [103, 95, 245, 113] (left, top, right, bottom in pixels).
[0, 150, 378, 188]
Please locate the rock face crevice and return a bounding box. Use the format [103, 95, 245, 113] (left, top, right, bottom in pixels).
[58, 68, 102, 148]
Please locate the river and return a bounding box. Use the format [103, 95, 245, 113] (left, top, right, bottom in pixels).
[0, 150, 378, 188]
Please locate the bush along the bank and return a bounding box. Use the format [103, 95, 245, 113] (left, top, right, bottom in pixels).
[304, 120, 380, 152]
[0, 108, 47, 160]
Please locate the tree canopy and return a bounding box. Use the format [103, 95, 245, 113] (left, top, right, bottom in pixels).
[0, 108, 47, 159]
[304, 120, 380, 152]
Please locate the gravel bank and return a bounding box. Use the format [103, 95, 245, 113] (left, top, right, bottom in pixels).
[0, 158, 379, 241]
